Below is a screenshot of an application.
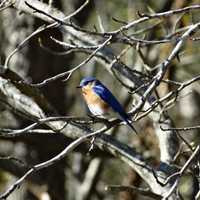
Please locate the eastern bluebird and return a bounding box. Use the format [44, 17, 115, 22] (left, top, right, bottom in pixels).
[77, 77, 137, 134]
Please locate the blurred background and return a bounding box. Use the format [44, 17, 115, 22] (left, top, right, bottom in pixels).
[0, 0, 200, 199]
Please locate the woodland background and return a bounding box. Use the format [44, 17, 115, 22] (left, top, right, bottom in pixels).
[0, 0, 200, 200]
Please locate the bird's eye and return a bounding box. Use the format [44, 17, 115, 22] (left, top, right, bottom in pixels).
[84, 81, 89, 86]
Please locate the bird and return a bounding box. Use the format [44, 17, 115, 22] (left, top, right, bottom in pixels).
[77, 77, 137, 134]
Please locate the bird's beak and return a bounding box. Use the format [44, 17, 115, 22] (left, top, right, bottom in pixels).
[76, 86, 81, 89]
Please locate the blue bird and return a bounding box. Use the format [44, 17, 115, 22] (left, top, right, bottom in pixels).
[77, 77, 137, 134]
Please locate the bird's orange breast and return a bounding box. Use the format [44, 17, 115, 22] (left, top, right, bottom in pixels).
[82, 85, 109, 112]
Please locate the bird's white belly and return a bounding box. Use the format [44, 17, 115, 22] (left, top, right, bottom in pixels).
[88, 104, 106, 116]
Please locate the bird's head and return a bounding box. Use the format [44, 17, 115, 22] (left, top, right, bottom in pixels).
[77, 77, 99, 88]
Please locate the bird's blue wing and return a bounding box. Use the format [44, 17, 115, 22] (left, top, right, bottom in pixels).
[92, 83, 137, 134]
[93, 84, 129, 120]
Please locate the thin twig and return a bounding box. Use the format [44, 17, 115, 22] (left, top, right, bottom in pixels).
[31, 35, 112, 87]
[135, 74, 200, 120]
[4, 0, 90, 68]
[0, 116, 111, 137]
[161, 125, 200, 132]
[109, 5, 200, 35]
[131, 22, 200, 116]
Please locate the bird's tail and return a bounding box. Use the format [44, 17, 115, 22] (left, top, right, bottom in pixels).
[117, 111, 138, 134]
[125, 119, 138, 135]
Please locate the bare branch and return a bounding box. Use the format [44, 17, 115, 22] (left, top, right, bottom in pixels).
[0, 126, 108, 199]
[161, 125, 200, 132]
[30, 35, 112, 87]
[106, 185, 162, 199]
[4, 0, 90, 68]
